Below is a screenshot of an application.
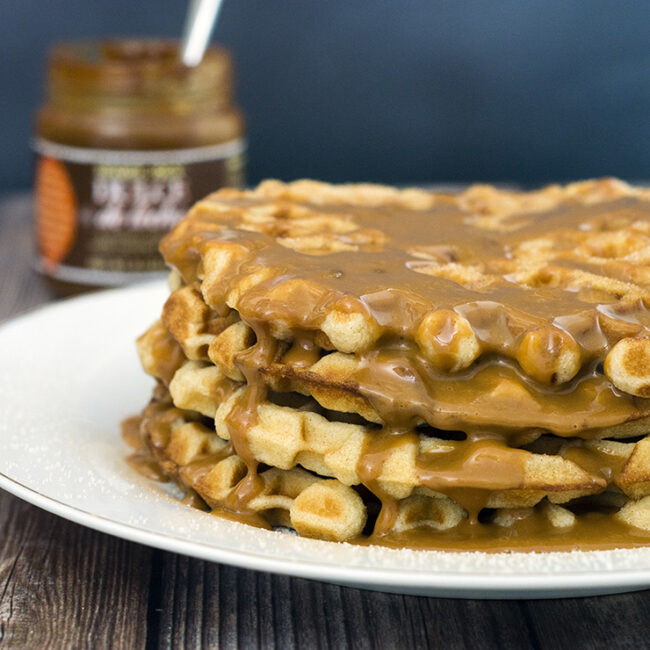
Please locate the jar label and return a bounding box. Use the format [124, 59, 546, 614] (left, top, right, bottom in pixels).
[33, 138, 246, 285]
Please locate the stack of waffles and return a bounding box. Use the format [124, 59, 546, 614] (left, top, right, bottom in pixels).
[126, 178, 650, 549]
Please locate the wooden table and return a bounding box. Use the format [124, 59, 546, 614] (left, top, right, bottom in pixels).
[1, 193, 649, 649]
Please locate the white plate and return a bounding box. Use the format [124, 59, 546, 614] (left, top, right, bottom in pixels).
[1, 281, 650, 600]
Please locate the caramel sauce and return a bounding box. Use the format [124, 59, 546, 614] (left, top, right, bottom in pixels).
[148, 330, 185, 385]
[247, 338, 648, 435]
[222, 322, 277, 511]
[126, 452, 170, 482]
[351, 344, 647, 435]
[355, 512, 650, 553]
[162, 197, 650, 343]
[417, 439, 528, 518]
[145, 193, 650, 550]
[161, 196, 650, 433]
[283, 332, 321, 368]
[561, 444, 630, 483]
[122, 401, 649, 551]
[180, 446, 234, 486]
[121, 415, 171, 482]
[357, 428, 416, 534]
[180, 490, 208, 509]
[121, 415, 145, 449]
[210, 506, 273, 530]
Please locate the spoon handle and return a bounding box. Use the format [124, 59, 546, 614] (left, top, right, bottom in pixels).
[180, 0, 224, 66]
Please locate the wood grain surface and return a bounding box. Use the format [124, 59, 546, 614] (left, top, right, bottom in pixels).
[1, 194, 649, 649]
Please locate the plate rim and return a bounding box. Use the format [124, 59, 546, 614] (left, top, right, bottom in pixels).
[3, 470, 650, 593]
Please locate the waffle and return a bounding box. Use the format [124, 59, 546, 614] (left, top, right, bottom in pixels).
[158, 284, 650, 435]
[134, 327, 650, 526]
[125, 178, 650, 549]
[160, 178, 650, 394]
[127, 384, 650, 542]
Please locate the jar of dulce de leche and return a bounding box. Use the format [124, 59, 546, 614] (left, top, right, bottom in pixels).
[34, 39, 245, 289]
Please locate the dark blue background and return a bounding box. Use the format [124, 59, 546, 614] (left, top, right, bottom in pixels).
[2, 1, 650, 190]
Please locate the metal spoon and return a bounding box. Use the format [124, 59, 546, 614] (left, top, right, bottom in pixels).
[180, 0, 224, 66]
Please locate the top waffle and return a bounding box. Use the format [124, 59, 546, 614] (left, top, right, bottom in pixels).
[160, 178, 650, 407]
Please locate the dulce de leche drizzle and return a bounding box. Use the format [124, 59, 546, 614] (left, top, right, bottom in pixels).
[122, 402, 650, 552]
[121, 414, 170, 482]
[162, 194, 650, 337]
[222, 320, 278, 515]
[350, 343, 644, 435]
[150, 183, 650, 550]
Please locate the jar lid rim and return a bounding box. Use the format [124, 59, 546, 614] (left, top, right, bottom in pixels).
[49, 39, 230, 77]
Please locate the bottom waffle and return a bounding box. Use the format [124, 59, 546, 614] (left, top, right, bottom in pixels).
[122, 385, 650, 549]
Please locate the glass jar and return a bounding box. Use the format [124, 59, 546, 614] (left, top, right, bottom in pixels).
[34, 39, 245, 290]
